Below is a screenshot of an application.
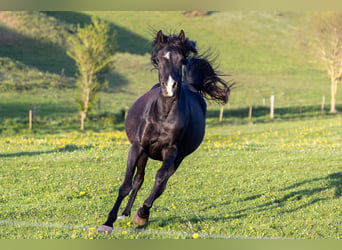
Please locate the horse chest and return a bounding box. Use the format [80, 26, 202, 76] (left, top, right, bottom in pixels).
[141, 117, 184, 160]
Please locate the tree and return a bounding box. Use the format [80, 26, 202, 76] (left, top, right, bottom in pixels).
[309, 12, 342, 113]
[67, 16, 117, 130]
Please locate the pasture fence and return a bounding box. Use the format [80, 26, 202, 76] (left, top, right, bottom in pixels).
[218, 95, 331, 123]
[6, 94, 336, 133]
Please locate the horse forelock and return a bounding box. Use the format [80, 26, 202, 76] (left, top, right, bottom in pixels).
[151, 32, 197, 67]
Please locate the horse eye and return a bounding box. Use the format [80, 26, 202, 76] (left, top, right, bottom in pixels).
[153, 58, 159, 65]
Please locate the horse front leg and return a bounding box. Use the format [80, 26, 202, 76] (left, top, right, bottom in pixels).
[118, 153, 148, 219]
[134, 148, 183, 226]
[98, 141, 143, 233]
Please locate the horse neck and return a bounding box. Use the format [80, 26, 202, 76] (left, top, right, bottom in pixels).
[157, 90, 182, 116]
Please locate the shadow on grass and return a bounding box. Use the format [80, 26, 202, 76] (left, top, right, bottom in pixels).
[0, 12, 131, 91]
[149, 212, 247, 229]
[0, 25, 76, 76]
[0, 101, 78, 119]
[280, 172, 342, 199]
[0, 110, 127, 136]
[240, 172, 342, 214]
[0, 144, 94, 158]
[0, 150, 55, 158]
[149, 172, 341, 227]
[44, 11, 150, 56]
[207, 104, 342, 126]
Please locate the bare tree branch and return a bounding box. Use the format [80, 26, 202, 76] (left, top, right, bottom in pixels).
[308, 12, 342, 113]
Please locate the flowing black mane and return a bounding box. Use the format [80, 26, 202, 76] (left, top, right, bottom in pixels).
[183, 56, 233, 104]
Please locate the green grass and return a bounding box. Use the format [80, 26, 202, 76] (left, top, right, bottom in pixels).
[0, 117, 341, 239]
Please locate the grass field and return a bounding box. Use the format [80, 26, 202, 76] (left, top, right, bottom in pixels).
[1, 117, 341, 239]
[0, 11, 341, 239]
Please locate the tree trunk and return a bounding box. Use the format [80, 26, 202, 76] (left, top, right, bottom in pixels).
[330, 77, 338, 113]
[80, 80, 90, 131]
[80, 110, 87, 131]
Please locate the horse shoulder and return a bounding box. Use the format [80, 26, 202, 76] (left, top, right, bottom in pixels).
[125, 88, 160, 143]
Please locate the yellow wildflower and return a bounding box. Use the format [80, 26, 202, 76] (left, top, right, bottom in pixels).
[192, 233, 199, 239]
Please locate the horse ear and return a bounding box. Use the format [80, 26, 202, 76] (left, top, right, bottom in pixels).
[178, 30, 185, 43]
[157, 30, 164, 44]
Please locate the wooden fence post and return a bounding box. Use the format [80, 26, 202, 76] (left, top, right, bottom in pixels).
[219, 106, 224, 123]
[248, 105, 253, 122]
[29, 110, 32, 130]
[270, 95, 274, 119]
[321, 95, 325, 114]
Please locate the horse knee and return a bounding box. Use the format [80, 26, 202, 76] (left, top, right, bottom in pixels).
[132, 180, 144, 192]
[155, 168, 169, 182]
[119, 183, 132, 197]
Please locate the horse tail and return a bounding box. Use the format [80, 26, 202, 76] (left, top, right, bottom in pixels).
[183, 57, 233, 104]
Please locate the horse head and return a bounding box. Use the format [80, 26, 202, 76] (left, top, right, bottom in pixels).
[151, 30, 197, 97]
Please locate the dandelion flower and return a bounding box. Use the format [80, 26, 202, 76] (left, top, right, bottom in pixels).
[192, 233, 199, 239]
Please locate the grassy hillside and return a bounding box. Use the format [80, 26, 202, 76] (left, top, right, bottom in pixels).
[0, 11, 341, 134]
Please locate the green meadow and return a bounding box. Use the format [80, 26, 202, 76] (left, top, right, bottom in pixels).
[0, 11, 341, 239]
[1, 118, 341, 239]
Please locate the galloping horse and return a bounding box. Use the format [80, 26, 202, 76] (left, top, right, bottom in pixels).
[99, 30, 231, 233]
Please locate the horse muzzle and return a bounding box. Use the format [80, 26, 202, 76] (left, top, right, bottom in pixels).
[161, 75, 179, 97]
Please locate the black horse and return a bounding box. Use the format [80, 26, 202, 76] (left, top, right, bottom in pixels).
[98, 30, 231, 233]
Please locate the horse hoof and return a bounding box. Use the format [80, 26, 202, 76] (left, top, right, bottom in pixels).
[97, 225, 113, 234]
[133, 211, 149, 226]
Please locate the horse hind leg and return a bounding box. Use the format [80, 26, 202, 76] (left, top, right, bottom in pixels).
[118, 153, 148, 219]
[98, 141, 143, 233]
[134, 156, 184, 227]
